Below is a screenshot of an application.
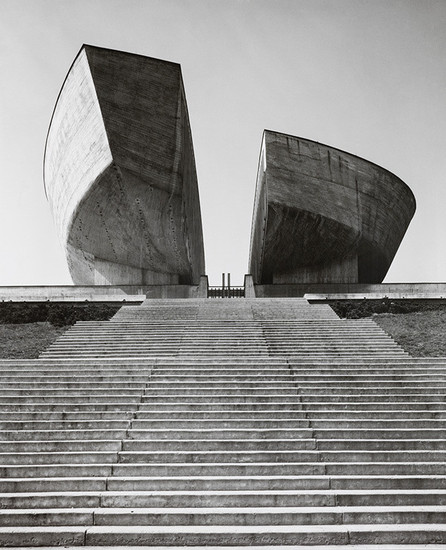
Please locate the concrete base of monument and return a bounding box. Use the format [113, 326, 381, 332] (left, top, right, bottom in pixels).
[254, 282, 446, 299]
[0, 278, 446, 302]
[0, 277, 208, 302]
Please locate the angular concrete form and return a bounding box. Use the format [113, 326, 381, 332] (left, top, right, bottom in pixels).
[249, 130, 416, 284]
[44, 45, 205, 285]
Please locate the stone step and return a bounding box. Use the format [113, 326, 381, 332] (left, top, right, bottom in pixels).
[0, 451, 118, 464]
[0, 421, 131, 430]
[70, 321, 377, 325]
[144, 388, 300, 395]
[151, 372, 446, 380]
[123, 427, 446, 440]
[133, 410, 446, 420]
[147, 382, 446, 391]
[0, 412, 133, 421]
[130, 419, 312, 429]
[2, 489, 446, 510]
[0, 382, 148, 388]
[126, 429, 314, 440]
[152, 370, 293, 376]
[119, 449, 446, 463]
[297, 385, 446, 392]
[136, 401, 446, 411]
[4, 461, 444, 478]
[2, 505, 446, 527]
[140, 395, 303, 403]
[56, 329, 393, 334]
[0, 396, 142, 403]
[0, 430, 129, 440]
[4, 385, 445, 396]
[3, 357, 440, 365]
[0, 403, 139, 412]
[299, 394, 446, 402]
[146, 382, 298, 389]
[121, 438, 446, 452]
[127, 419, 446, 430]
[0, 377, 151, 384]
[49, 339, 396, 345]
[0, 440, 123, 452]
[2, 474, 445, 493]
[0, 388, 146, 396]
[295, 380, 446, 386]
[67, 524, 446, 546]
[139, 394, 446, 403]
[0, 464, 114, 477]
[44, 343, 401, 349]
[141, 385, 446, 394]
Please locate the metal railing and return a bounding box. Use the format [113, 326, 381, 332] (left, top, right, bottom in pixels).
[208, 286, 244, 298]
[208, 273, 244, 298]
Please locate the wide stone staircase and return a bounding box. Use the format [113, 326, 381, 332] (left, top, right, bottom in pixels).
[0, 297, 445, 547]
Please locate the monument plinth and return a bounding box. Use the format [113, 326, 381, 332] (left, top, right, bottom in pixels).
[44, 45, 205, 285]
[249, 130, 416, 284]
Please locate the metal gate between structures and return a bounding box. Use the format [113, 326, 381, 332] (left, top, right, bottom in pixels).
[208, 273, 244, 298]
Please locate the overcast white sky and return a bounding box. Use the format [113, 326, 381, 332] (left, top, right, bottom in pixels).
[1, 0, 445, 287]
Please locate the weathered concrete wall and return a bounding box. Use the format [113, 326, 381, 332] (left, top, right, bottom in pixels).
[254, 283, 446, 298]
[249, 131, 416, 284]
[45, 45, 205, 285]
[0, 280, 208, 302]
[44, 49, 112, 247]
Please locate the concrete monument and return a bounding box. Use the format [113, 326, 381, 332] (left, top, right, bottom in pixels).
[44, 45, 205, 285]
[249, 130, 416, 284]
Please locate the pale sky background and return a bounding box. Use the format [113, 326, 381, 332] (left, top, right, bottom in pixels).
[1, 0, 445, 287]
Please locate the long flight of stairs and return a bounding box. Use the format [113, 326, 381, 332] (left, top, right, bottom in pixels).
[0, 297, 445, 547]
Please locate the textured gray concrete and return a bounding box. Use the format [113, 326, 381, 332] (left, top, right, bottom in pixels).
[0, 298, 446, 545]
[0, 277, 209, 301]
[44, 45, 205, 285]
[249, 131, 416, 284]
[2, 280, 446, 301]
[254, 282, 446, 298]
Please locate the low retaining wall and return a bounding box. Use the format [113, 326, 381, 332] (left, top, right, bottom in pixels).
[255, 283, 446, 299]
[0, 277, 208, 302]
[1, 279, 445, 302]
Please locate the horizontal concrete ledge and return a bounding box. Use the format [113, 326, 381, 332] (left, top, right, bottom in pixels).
[1, 295, 144, 303]
[255, 282, 446, 299]
[6, 546, 446, 550]
[0, 279, 208, 302]
[305, 293, 446, 301]
[2, 280, 446, 301]
[14, 548, 446, 550]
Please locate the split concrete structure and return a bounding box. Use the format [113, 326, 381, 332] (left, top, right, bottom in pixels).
[8, 43, 444, 547]
[44, 45, 205, 286]
[249, 130, 416, 285]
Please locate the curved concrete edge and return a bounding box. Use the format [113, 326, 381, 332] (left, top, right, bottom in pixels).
[249, 130, 416, 285]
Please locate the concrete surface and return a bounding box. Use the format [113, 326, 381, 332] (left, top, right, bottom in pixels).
[44, 45, 205, 285]
[254, 282, 446, 298]
[0, 277, 208, 302]
[0, 298, 446, 545]
[249, 131, 416, 284]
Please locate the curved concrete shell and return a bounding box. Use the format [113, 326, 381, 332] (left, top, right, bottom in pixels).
[44, 45, 205, 285]
[249, 130, 416, 284]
